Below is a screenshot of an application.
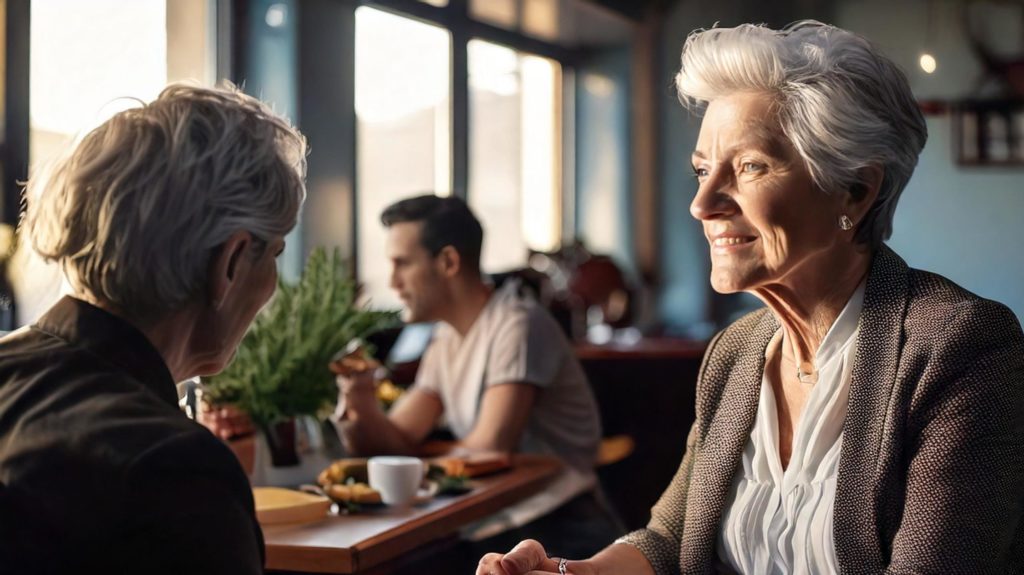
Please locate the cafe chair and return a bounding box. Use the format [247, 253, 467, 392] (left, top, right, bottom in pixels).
[596, 434, 635, 467]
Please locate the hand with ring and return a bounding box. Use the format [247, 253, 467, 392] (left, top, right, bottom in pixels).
[476, 539, 588, 575]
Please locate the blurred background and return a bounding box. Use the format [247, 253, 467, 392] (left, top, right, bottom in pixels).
[2, 0, 1022, 530]
[3, 0, 1024, 334]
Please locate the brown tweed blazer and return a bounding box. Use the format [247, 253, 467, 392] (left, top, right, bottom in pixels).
[618, 246, 1024, 574]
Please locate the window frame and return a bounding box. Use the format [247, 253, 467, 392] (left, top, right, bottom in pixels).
[352, 0, 579, 276]
[2, 0, 29, 228]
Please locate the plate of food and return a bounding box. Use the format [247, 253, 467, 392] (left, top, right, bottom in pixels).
[317, 458, 454, 512]
[430, 448, 512, 478]
[317, 458, 383, 511]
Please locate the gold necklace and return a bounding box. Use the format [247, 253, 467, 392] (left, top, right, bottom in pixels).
[781, 349, 818, 384]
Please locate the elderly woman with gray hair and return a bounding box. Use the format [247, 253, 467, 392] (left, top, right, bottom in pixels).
[0, 84, 305, 573]
[478, 20, 1024, 575]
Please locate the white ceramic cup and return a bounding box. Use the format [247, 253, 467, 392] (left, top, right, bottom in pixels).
[367, 456, 424, 506]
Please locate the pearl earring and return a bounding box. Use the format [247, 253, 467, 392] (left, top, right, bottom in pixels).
[839, 215, 854, 231]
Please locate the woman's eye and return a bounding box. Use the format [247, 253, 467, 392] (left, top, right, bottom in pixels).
[741, 162, 765, 174]
[692, 166, 709, 179]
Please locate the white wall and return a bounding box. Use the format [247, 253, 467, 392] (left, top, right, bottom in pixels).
[889, 116, 1024, 322]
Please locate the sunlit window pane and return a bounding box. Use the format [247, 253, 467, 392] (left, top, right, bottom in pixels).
[356, 7, 451, 308]
[468, 39, 561, 273]
[19, 0, 215, 326]
[30, 0, 167, 166]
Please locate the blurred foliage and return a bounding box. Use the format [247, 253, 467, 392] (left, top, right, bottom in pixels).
[203, 247, 400, 429]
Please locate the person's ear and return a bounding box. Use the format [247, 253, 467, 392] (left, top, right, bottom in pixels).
[207, 230, 253, 310]
[843, 165, 883, 225]
[436, 245, 462, 278]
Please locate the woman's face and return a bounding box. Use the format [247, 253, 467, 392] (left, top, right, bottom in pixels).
[228, 236, 283, 341]
[689, 92, 846, 295]
[195, 235, 284, 376]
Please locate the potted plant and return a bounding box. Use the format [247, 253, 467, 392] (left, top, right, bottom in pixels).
[203, 247, 399, 467]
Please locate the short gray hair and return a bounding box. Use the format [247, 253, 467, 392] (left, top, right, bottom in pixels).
[26, 82, 307, 321]
[676, 21, 927, 248]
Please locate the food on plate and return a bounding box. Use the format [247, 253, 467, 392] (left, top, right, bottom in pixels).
[432, 450, 512, 478]
[426, 463, 472, 495]
[316, 458, 381, 507]
[317, 457, 475, 507]
[325, 482, 382, 505]
[318, 458, 370, 487]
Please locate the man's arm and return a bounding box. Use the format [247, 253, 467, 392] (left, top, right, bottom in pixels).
[461, 382, 537, 452]
[335, 371, 444, 455]
[337, 375, 537, 455]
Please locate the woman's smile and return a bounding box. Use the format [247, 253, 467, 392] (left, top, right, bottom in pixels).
[710, 234, 758, 252]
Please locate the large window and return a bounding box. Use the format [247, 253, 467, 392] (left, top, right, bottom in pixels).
[355, 7, 451, 309]
[353, 4, 565, 304]
[12, 0, 216, 325]
[468, 39, 561, 272]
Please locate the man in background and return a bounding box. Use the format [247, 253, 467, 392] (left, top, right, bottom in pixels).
[335, 194, 621, 561]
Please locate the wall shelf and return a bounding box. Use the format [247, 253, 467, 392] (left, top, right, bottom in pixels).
[952, 99, 1024, 166]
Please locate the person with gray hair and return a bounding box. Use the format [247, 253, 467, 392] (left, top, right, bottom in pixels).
[478, 21, 1024, 575]
[0, 83, 306, 573]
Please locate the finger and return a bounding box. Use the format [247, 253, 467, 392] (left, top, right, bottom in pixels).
[476, 553, 510, 575]
[499, 540, 559, 575]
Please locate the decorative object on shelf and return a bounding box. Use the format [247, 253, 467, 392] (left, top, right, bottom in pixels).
[203, 247, 399, 467]
[953, 100, 1024, 165]
[965, 1, 1024, 99]
[510, 239, 637, 341]
[951, 1, 1024, 166]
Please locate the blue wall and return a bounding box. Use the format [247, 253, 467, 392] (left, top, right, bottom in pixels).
[838, 0, 1024, 323]
[575, 47, 634, 273]
[889, 117, 1024, 323]
[244, 0, 303, 282]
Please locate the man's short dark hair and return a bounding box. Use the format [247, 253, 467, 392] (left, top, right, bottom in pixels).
[380, 195, 483, 274]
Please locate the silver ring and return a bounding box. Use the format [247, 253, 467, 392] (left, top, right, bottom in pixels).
[558, 557, 568, 575]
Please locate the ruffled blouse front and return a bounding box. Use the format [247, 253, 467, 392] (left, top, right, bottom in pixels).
[717, 281, 865, 575]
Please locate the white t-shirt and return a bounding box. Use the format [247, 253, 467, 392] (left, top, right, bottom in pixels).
[717, 279, 866, 574]
[414, 281, 601, 538]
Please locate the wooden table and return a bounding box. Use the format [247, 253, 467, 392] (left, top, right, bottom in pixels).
[262, 454, 561, 574]
[574, 337, 706, 361]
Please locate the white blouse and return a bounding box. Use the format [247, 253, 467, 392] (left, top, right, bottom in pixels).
[717, 281, 866, 575]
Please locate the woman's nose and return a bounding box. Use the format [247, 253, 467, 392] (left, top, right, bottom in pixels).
[689, 173, 736, 221]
